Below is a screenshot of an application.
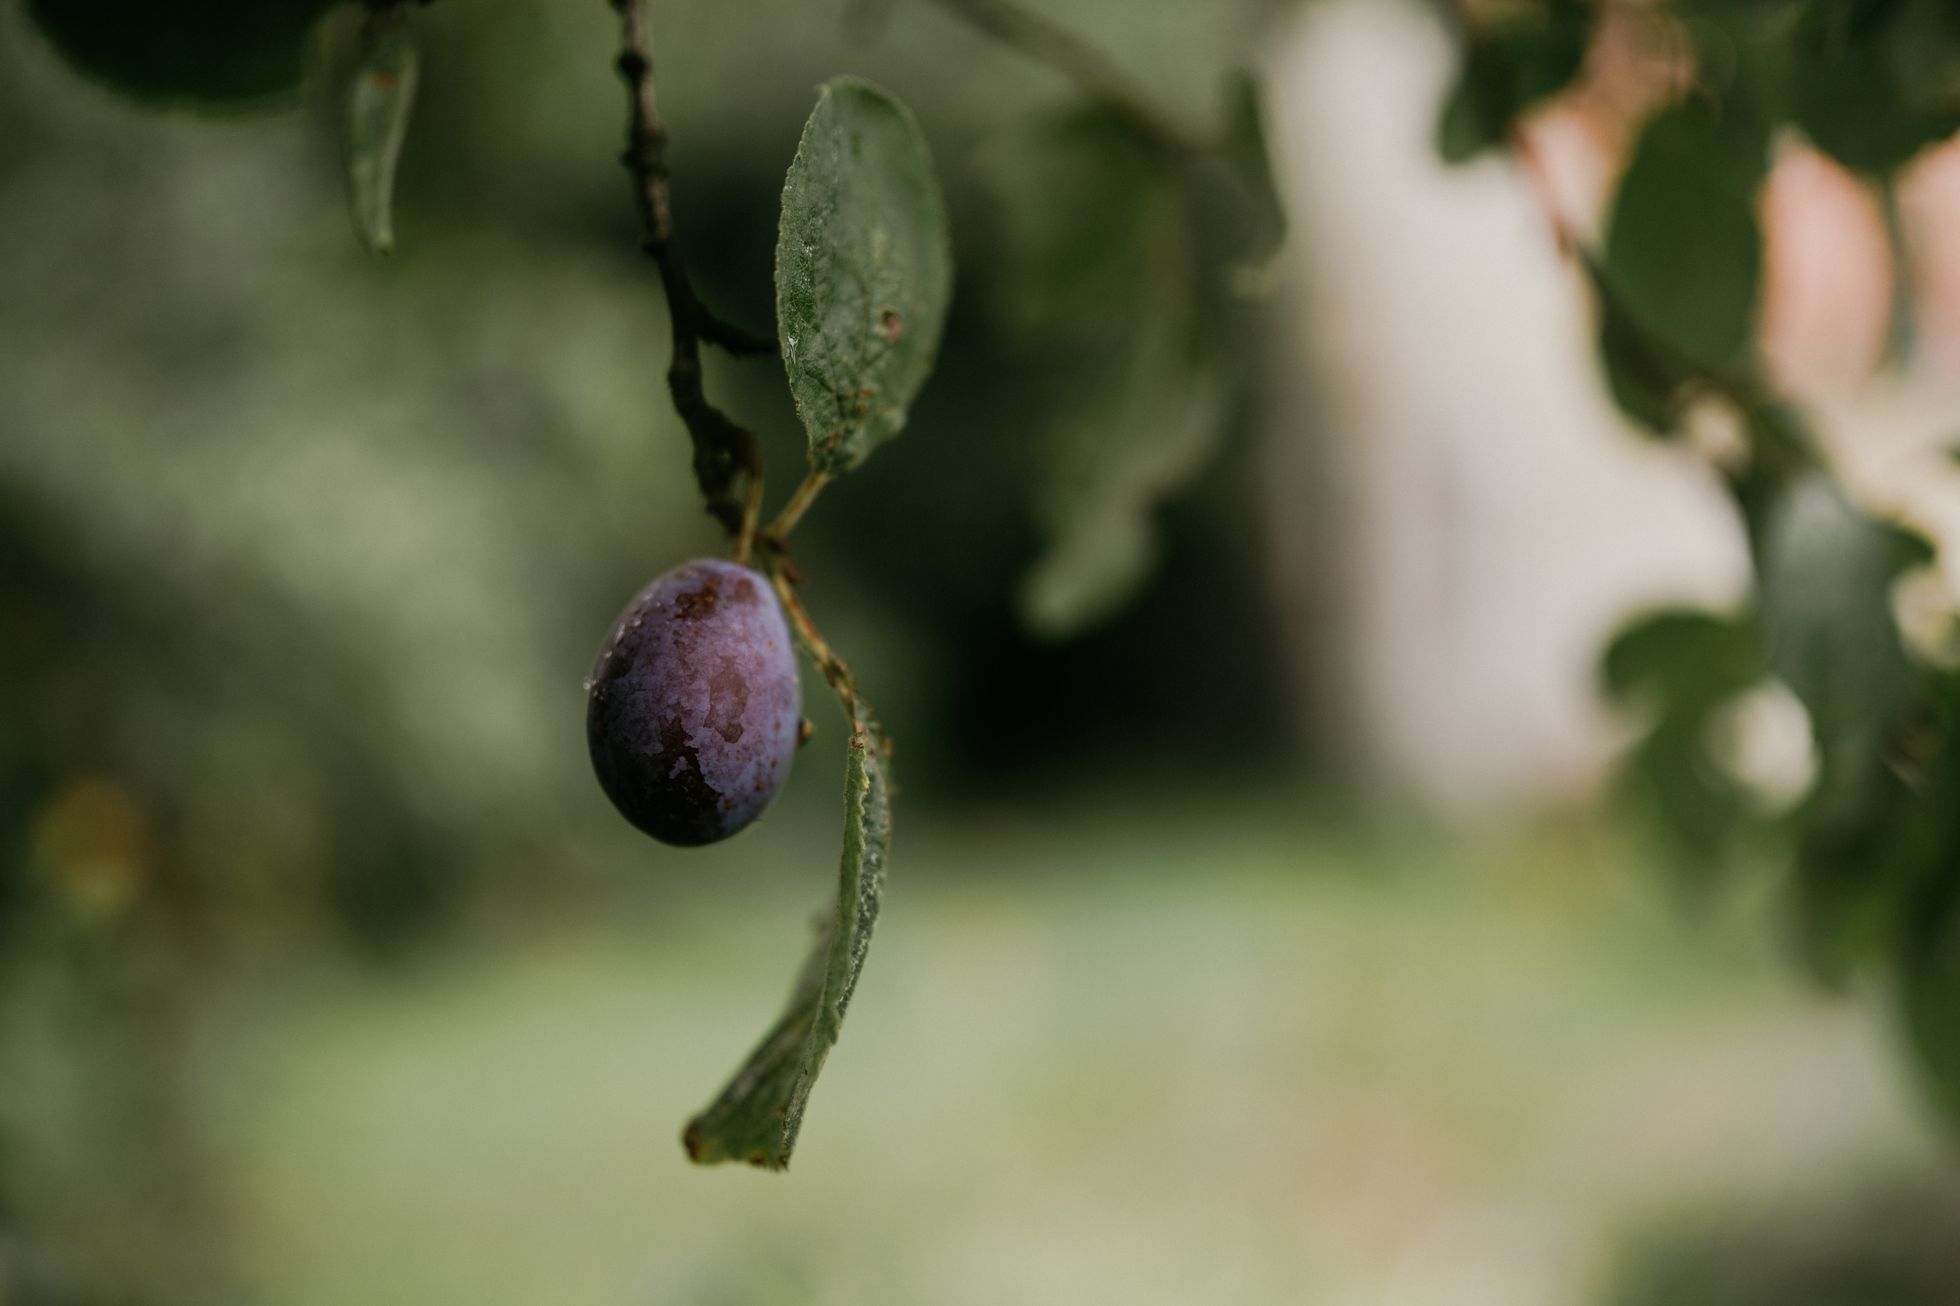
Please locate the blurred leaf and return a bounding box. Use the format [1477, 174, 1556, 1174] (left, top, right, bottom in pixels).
[1902, 880, 1960, 1131]
[1213, 70, 1287, 289]
[1603, 608, 1767, 873]
[345, 5, 420, 255]
[776, 77, 952, 476]
[1755, 475, 1942, 980]
[1589, 258, 1693, 434]
[1435, 0, 1594, 164]
[1758, 474, 1931, 787]
[995, 108, 1233, 638]
[1789, 0, 1960, 175]
[983, 107, 1180, 337]
[25, 0, 340, 106]
[1021, 353, 1231, 637]
[1604, 102, 1767, 375]
[684, 705, 890, 1170]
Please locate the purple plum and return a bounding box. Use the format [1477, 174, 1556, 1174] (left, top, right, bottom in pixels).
[587, 559, 801, 845]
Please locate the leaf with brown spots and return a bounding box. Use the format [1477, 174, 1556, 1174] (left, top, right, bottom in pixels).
[775, 78, 952, 475]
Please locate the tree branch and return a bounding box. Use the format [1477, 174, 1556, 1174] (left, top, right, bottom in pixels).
[609, 0, 771, 544]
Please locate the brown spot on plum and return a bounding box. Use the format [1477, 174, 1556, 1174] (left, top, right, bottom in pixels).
[672, 582, 719, 620]
[878, 308, 903, 342]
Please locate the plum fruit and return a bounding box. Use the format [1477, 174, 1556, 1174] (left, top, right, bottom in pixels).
[586, 559, 801, 846]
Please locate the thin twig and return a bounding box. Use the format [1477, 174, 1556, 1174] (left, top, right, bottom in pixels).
[928, 0, 1202, 153]
[609, 0, 772, 541]
[769, 567, 859, 715]
[761, 469, 831, 546]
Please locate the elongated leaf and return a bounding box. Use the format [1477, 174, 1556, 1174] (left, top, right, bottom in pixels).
[1604, 103, 1767, 375]
[776, 78, 952, 475]
[26, 0, 339, 106]
[683, 704, 891, 1169]
[345, 6, 420, 255]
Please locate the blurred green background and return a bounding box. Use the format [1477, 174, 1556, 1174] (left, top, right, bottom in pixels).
[3, 1, 1958, 1303]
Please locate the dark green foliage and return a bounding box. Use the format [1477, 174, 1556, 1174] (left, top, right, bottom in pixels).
[1604, 103, 1767, 378]
[987, 80, 1279, 637]
[1435, 0, 1594, 164]
[25, 0, 341, 106]
[1786, 0, 1960, 176]
[1603, 609, 1766, 874]
[1902, 877, 1960, 1128]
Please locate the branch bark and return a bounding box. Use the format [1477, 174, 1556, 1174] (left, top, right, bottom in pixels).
[609, 0, 771, 546]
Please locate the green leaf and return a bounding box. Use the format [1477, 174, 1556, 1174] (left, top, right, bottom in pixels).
[1436, 0, 1594, 164]
[1788, 0, 1960, 175]
[345, 6, 420, 255]
[992, 108, 1232, 638]
[1755, 474, 1939, 980]
[776, 78, 953, 476]
[1592, 267, 1692, 434]
[1602, 608, 1769, 875]
[982, 107, 1179, 337]
[1901, 879, 1960, 1130]
[1020, 347, 1230, 638]
[683, 704, 891, 1170]
[26, 0, 340, 107]
[1604, 102, 1767, 375]
[1758, 474, 1931, 785]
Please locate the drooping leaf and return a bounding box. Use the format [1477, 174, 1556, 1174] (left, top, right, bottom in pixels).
[1436, 0, 1594, 164]
[345, 5, 420, 255]
[988, 107, 1232, 637]
[26, 0, 341, 107]
[683, 704, 891, 1170]
[1604, 102, 1768, 376]
[776, 78, 952, 475]
[1020, 341, 1231, 638]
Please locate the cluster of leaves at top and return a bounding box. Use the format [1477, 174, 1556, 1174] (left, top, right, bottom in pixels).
[26, 0, 958, 1169]
[1440, 0, 1960, 1129]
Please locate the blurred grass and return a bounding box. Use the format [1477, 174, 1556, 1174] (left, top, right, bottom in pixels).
[190, 804, 1939, 1306]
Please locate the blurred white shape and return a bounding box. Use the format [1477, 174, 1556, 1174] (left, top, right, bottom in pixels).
[1261, 0, 1748, 812]
[1707, 679, 1818, 817]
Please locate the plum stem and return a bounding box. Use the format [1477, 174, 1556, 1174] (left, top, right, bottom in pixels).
[767, 565, 858, 718]
[609, 0, 774, 541]
[761, 469, 830, 547]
